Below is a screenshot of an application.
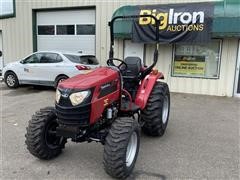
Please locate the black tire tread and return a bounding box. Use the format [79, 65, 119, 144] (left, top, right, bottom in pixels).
[25, 107, 66, 160]
[142, 81, 170, 136]
[103, 118, 140, 179]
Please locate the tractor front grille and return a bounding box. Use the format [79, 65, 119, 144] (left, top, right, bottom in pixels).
[55, 103, 91, 126]
[55, 87, 94, 126]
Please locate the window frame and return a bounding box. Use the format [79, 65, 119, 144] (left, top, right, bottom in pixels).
[55, 54, 64, 63]
[171, 39, 223, 79]
[76, 24, 96, 35]
[23, 53, 41, 64]
[81, 55, 99, 65]
[37, 25, 55, 35]
[39, 53, 63, 63]
[0, 0, 16, 19]
[63, 54, 99, 65]
[56, 24, 75, 35]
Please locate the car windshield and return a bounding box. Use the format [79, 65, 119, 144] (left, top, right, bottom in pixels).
[64, 54, 99, 65]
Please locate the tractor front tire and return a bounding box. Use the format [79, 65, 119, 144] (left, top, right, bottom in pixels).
[142, 81, 170, 137]
[103, 118, 140, 179]
[25, 107, 67, 160]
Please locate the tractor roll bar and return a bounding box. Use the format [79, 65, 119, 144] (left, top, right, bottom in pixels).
[108, 15, 160, 79]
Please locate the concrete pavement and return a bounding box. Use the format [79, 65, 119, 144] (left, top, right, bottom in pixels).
[1, 83, 239, 179]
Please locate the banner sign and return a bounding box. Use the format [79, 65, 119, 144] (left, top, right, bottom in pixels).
[173, 55, 206, 76]
[132, 3, 214, 43]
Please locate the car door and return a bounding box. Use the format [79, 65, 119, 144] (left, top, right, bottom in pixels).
[20, 53, 42, 83]
[34, 53, 65, 85]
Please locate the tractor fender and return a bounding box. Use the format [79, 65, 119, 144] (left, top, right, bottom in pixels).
[135, 72, 164, 110]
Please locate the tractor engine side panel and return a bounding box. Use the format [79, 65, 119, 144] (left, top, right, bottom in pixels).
[90, 78, 120, 125]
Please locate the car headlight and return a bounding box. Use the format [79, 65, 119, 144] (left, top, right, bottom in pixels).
[56, 89, 61, 103]
[69, 90, 90, 106]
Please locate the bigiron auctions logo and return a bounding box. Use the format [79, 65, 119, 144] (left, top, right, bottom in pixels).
[139, 8, 205, 32]
[132, 3, 213, 43]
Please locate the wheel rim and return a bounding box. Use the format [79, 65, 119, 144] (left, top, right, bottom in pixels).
[6, 74, 15, 86]
[126, 131, 138, 167]
[45, 121, 62, 149]
[162, 95, 169, 124]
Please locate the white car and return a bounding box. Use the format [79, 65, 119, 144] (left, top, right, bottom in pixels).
[2, 51, 99, 88]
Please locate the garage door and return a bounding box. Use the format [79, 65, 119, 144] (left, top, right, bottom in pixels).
[37, 9, 95, 55]
[0, 31, 3, 71]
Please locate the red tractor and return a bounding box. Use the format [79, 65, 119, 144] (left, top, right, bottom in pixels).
[25, 15, 170, 179]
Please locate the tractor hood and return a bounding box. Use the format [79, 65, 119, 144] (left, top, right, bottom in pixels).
[58, 67, 119, 90]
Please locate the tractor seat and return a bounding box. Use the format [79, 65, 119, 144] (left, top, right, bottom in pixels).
[122, 56, 142, 79]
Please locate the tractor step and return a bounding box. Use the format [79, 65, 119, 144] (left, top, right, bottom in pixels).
[121, 99, 140, 112]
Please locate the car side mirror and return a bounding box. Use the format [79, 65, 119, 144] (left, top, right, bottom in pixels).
[20, 60, 25, 64]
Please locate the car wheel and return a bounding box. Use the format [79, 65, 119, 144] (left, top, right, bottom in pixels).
[4, 71, 19, 88]
[54, 75, 68, 88]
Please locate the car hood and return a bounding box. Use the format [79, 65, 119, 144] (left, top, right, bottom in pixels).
[3, 61, 21, 69]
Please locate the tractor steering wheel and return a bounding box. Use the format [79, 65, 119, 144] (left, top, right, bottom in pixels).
[107, 58, 128, 71]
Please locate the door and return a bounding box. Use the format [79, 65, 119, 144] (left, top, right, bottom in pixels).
[234, 41, 240, 97]
[36, 9, 96, 55]
[34, 52, 65, 84]
[21, 53, 42, 83]
[0, 31, 3, 72]
[124, 40, 144, 64]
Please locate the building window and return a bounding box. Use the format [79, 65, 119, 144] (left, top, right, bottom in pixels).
[38, 25, 55, 35]
[56, 25, 75, 35]
[0, 0, 15, 19]
[172, 40, 221, 79]
[77, 24, 95, 35]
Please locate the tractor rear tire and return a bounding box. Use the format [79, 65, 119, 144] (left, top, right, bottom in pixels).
[103, 118, 140, 179]
[25, 107, 67, 160]
[142, 81, 170, 137]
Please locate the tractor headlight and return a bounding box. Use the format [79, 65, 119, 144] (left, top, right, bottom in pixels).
[56, 89, 61, 103]
[69, 90, 90, 106]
